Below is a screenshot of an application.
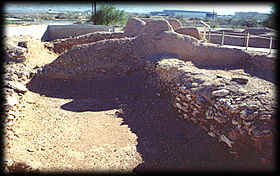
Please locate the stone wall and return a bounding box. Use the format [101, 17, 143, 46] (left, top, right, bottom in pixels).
[175, 27, 202, 40]
[51, 32, 126, 54]
[41, 24, 110, 42]
[243, 54, 276, 83]
[145, 58, 276, 165]
[38, 37, 145, 80]
[49, 18, 201, 55]
[39, 18, 275, 83]
[34, 18, 276, 166]
[141, 18, 182, 31]
[123, 17, 146, 37]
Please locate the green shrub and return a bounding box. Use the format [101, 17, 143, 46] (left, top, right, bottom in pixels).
[90, 5, 128, 26]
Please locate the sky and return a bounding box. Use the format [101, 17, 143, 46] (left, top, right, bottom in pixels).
[4, 2, 273, 15]
[114, 3, 273, 15]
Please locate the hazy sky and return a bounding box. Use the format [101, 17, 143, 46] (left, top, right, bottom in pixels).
[5, 2, 273, 15]
[115, 3, 273, 15]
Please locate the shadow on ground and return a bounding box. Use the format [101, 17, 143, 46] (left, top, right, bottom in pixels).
[26, 70, 267, 172]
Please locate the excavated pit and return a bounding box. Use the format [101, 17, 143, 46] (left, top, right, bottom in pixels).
[5, 17, 276, 172]
[26, 67, 274, 171]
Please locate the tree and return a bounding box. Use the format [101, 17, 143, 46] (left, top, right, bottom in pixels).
[92, 0, 96, 24]
[90, 5, 127, 26]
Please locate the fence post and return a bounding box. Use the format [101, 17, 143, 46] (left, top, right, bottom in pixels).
[203, 26, 207, 41]
[221, 31, 224, 46]
[245, 32, 250, 50]
[268, 36, 273, 55]
[208, 29, 211, 42]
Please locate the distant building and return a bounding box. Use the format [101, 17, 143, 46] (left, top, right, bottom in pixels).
[150, 10, 217, 18]
[234, 12, 269, 20]
[217, 15, 234, 19]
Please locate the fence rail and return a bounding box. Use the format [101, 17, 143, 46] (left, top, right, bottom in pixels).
[208, 31, 273, 40]
[204, 30, 276, 55]
[181, 20, 276, 55]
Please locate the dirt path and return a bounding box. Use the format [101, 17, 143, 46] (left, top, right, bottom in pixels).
[7, 90, 141, 172]
[8, 69, 261, 173]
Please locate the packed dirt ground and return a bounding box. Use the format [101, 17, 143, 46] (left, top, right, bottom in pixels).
[3, 23, 275, 173]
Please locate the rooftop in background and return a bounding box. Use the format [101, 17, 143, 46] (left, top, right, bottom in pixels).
[163, 10, 215, 14]
[150, 9, 217, 18]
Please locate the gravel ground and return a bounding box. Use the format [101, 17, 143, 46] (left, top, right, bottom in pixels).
[7, 69, 269, 173]
[4, 30, 275, 173]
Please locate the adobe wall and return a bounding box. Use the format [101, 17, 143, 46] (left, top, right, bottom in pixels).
[41, 24, 110, 42]
[49, 18, 202, 54]
[175, 27, 202, 40]
[51, 31, 126, 54]
[146, 58, 275, 165]
[40, 18, 275, 81]
[34, 18, 276, 166]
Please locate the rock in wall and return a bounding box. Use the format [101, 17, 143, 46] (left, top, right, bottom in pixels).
[146, 58, 276, 165]
[48, 18, 200, 55]
[38, 37, 146, 80]
[38, 18, 273, 81]
[51, 31, 126, 54]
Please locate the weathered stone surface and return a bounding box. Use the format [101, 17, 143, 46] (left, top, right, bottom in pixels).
[123, 17, 146, 37]
[131, 30, 200, 61]
[18, 41, 28, 48]
[243, 54, 275, 83]
[51, 31, 126, 54]
[5, 46, 27, 63]
[146, 58, 275, 165]
[42, 24, 110, 41]
[46, 18, 263, 71]
[3, 48, 35, 162]
[231, 77, 248, 85]
[175, 27, 202, 40]
[166, 19, 182, 30]
[212, 89, 230, 97]
[38, 37, 147, 80]
[37, 26, 272, 88]
[5, 81, 28, 93]
[141, 18, 182, 30]
[29, 17, 276, 166]
[140, 19, 174, 34]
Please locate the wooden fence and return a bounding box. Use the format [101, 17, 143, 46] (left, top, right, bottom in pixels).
[204, 30, 275, 55]
[181, 20, 276, 55]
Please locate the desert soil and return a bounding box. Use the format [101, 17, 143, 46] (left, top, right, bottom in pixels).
[4, 34, 269, 173]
